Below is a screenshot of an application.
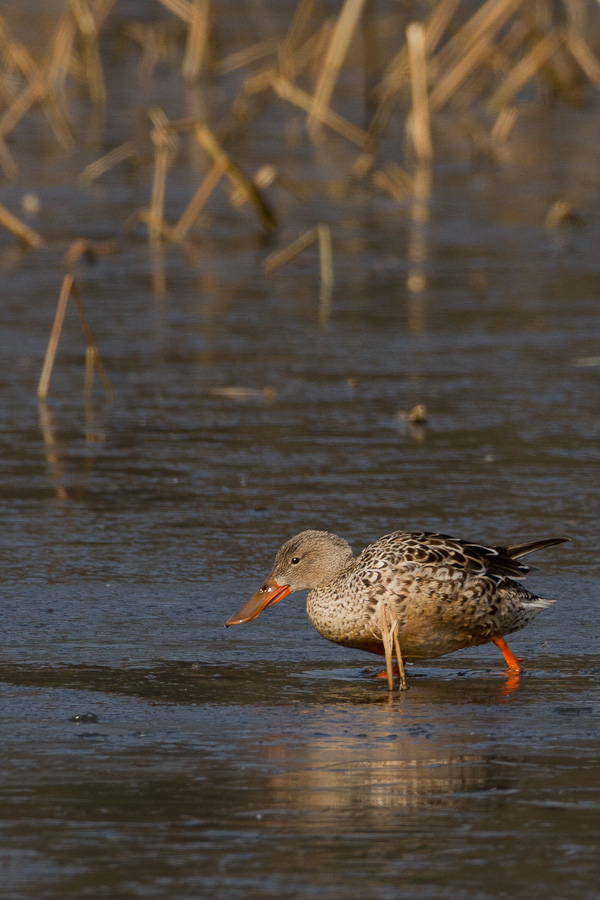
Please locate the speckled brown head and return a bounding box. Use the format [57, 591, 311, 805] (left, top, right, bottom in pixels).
[225, 530, 354, 626]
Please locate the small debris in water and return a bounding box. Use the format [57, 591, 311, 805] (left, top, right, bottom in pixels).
[544, 200, 582, 230]
[70, 712, 99, 724]
[210, 386, 276, 402]
[21, 192, 41, 216]
[408, 404, 428, 424]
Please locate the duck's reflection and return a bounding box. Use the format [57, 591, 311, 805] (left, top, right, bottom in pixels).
[252, 694, 505, 816]
[266, 740, 494, 812]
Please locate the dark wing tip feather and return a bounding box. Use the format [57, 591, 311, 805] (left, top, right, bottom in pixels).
[500, 537, 571, 560]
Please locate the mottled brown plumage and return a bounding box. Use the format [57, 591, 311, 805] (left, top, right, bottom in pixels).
[226, 530, 568, 674]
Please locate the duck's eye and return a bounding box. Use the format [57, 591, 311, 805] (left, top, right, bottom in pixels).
[291, 557, 301, 565]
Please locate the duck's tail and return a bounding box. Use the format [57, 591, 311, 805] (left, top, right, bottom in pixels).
[501, 537, 570, 560]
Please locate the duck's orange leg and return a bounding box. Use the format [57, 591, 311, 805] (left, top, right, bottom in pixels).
[492, 635, 523, 674]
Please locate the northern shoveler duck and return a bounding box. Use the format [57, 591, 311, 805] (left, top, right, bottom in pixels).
[225, 530, 568, 689]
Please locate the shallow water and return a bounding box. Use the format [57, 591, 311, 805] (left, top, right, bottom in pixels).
[1, 4, 600, 899]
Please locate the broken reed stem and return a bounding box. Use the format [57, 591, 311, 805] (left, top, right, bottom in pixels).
[0, 201, 44, 247]
[0, 80, 42, 141]
[0, 138, 18, 180]
[193, 123, 276, 230]
[72, 0, 107, 105]
[45, 12, 77, 95]
[37, 275, 113, 402]
[273, 74, 368, 147]
[182, 0, 210, 82]
[37, 275, 73, 401]
[567, 32, 600, 91]
[263, 227, 318, 272]
[171, 158, 226, 242]
[78, 141, 137, 185]
[149, 128, 170, 248]
[435, 0, 526, 72]
[430, 0, 526, 111]
[490, 29, 564, 110]
[406, 22, 433, 162]
[215, 37, 277, 75]
[430, 31, 494, 111]
[309, 0, 367, 127]
[282, 0, 317, 56]
[71, 281, 113, 400]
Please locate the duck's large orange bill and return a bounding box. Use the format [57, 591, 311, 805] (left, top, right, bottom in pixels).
[225, 577, 291, 626]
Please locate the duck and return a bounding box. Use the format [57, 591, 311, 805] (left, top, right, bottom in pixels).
[225, 529, 568, 687]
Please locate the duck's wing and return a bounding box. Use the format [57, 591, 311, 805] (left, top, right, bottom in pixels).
[368, 532, 569, 582]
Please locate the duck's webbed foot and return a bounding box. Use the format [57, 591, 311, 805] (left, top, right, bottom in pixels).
[492, 634, 524, 675]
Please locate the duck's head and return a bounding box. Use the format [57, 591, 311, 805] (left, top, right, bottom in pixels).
[225, 530, 353, 626]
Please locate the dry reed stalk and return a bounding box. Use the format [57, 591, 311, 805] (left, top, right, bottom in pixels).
[309, 0, 367, 127]
[37, 275, 73, 401]
[301, 21, 336, 80]
[406, 23, 433, 162]
[435, 0, 526, 72]
[45, 12, 77, 95]
[273, 74, 368, 146]
[193, 123, 277, 230]
[429, 0, 531, 110]
[171, 158, 227, 242]
[0, 201, 44, 248]
[149, 126, 171, 248]
[263, 227, 318, 272]
[496, 17, 530, 58]
[70, 0, 106, 105]
[0, 13, 72, 149]
[182, 0, 210, 82]
[0, 80, 42, 141]
[37, 275, 113, 401]
[215, 38, 277, 75]
[376, 0, 460, 106]
[491, 104, 518, 142]
[282, 0, 317, 56]
[64, 237, 121, 265]
[136, 209, 178, 241]
[430, 32, 495, 111]
[78, 141, 137, 185]
[157, 0, 195, 24]
[566, 32, 600, 90]
[490, 29, 564, 109]
[354, 0, 459, 175]
[0, 16, 39, 80]
[71, 281, 113, 400]
[372, 162, 413, 200]
[0, 138, 18, 180]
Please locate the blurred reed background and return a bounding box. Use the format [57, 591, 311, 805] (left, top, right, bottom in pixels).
[1, 0, 599, 396]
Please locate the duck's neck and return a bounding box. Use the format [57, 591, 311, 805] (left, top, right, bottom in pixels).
[305, 563, 364, 645]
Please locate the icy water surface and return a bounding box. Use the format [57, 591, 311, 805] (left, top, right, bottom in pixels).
[1, 4, 600, 900]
